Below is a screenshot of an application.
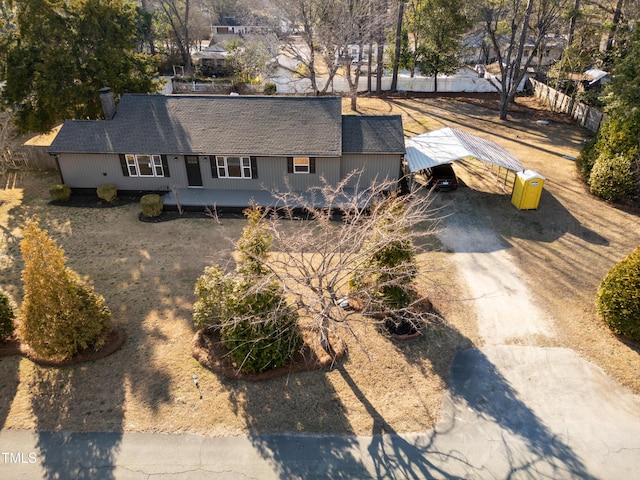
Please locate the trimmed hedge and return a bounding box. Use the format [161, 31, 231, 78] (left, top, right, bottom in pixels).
[49, 184, 71, 202]
[140, 194, 162, 217]
[97, 184, 117, 203]
[596, 246, 640, 342]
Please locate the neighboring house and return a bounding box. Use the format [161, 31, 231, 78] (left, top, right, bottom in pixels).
[48, 90, 405, 209]
[192, 32, 280, 78]
[191, 44, 230, 75]
[462, 32, 566, 71]
[211, 17, 252, 36]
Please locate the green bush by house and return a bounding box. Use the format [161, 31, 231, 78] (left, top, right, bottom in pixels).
[49, 184, 71, 202]
[140, 194, 162, 217]
[596, 245, 640, 342]
[97, 184, 117, 203]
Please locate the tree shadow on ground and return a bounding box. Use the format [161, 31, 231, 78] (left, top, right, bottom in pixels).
[381, 318, 596, 478]
[0, 354, 20, 429]
[30, 366, 124, 480]
[434, 182, 608, 254]
[225, 364, 363, 479]
[444, 348, 596, 479]
[385, 95, 586, 160]
[1, 172, 176, 478]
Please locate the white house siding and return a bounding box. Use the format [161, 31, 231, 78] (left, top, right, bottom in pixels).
[58, 153, 183, 191]
[340, 154, 402, 190]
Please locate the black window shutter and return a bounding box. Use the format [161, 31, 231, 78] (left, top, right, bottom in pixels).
[250, 156, 258, 179]
[210, 157, 218, 178]
[161, 155, 170, 177]
[309, 157, 316, 174]
[119, 154, 129, 176]
[287, 157, 293, 173]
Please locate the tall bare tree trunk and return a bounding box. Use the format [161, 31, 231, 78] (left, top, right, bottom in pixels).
[367, 42, 373, 92]
[567, 0, 580, 47]
[390, 1, 405, 91]
[600, 0, 624, 53]
[376, 41, 384, 93]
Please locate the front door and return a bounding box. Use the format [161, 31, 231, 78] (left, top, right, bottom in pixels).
[185, 156, 203, 187]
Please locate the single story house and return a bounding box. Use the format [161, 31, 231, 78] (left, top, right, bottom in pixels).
[48, 91, 405, 208]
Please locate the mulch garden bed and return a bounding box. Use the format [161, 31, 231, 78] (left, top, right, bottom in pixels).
[349, 294, 434, 340]
[0, 326, 125, 366]
[192, 328, 346, 381]
[50, 195, 140, 209]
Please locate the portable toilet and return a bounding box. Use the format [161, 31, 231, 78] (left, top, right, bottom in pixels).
[511, 170, 545, 210]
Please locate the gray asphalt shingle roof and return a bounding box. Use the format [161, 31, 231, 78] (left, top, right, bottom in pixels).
[49, 94, 344, 157]
[342, 115, 405, 154]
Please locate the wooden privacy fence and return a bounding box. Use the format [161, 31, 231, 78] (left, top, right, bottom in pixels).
[530, 78, 604, 133]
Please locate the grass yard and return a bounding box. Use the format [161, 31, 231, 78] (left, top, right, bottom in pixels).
[0, 93, 638, 437]
[0, 169, 476, 436]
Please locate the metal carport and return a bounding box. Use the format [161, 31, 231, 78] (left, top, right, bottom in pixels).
[405, 127, 525, 190]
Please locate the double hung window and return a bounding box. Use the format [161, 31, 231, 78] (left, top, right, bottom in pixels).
[125, 154, 165, 177]
[216, 156, 252, 178]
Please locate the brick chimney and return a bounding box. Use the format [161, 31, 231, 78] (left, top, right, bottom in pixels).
[100, 87, 116, 120]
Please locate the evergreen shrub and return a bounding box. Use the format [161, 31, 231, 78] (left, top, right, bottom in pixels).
[589, 153, 635, 201]
[596, 246, 640, 342]
[0, 289, 15, 341]
[49, 184, 71, 202]
[97, 184, 117, 203]
[140, 194, 162, 217]
[19, 218, 112, 360]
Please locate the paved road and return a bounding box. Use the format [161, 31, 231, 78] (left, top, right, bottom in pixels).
[2, 200, 640, 479]
[2, 349, 640, 480]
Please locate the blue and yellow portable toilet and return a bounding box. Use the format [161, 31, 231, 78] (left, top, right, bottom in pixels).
[511, 170, 544, 210]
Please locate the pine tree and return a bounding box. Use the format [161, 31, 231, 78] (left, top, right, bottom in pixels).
[2, 0, 159, 132]
[18, 218, 112, 360]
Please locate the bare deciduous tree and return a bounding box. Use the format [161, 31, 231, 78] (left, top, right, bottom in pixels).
[257, 173, 442, 356]
[273, 0, 393, 99]
[272, 0, 339, 95]
[481, 0, 570, 120]
[0, 114, 28, 177]
[155, 0, 194, 72]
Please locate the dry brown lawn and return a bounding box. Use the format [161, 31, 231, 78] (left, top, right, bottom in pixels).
[0, 93, 638, 439]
